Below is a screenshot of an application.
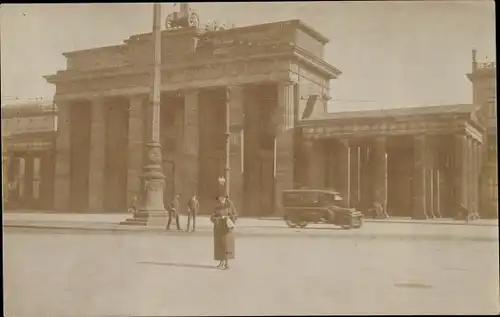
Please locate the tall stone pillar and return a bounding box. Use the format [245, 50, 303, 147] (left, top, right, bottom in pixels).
[40, 152, 55, 210]
[336, 139, 350, 203]
[424, 138, 435, 218]
[432, 163, 442, 218]
[359, 145, 371, 212]
[373, 137, 387, 215]
[227, 86, 244, 213]
[24, 155, 34, 206]
[466, 136, 474, 218]
[412, 135, 427, 219]
[349, 143, 360, 208]
[182, 90, 200, 204]
[453, 134, 467, 218]
[127, 96, 146, 207]
[88, 98, 106, 212]
[274, 82, 296, 215]
[54, 102, 71, 212]
[471, 139, 480, 218]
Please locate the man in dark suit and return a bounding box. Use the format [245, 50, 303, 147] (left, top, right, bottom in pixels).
[186, 194, 199, 232]
[166, 194, 182, 231]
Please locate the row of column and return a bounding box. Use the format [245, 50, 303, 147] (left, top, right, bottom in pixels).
[54, 81, 297, 214]
[454, 134, 481, 219]
[305, 133, 481, 219]
[54, 97, 147, 212]
[3, 153, 54, 209]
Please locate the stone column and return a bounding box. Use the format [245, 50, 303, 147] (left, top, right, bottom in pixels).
[466, 136, 474, 219]
[424, 138, 435, 218]
[472, 139, 480, 218]
[412, 135, 427, 219]
[227, 86, 244, 213]
[359, 145, 371, 212]
[24, 155, 34, 206]
[349, 143, 360, 208]
[432, 163, 442, 218]
[54, 102, 71, 212]
[274, 82, 296, 215]
[87, 98, 106, 212]
[174, 99, 185, 200]
[40, 152, 55, 210]
[453, 134, 467, 218]
[126, 96, 146, 208]
[336, 139, 350, 203]
[373, 137, 388, 215]
[182, 90, 200, 204]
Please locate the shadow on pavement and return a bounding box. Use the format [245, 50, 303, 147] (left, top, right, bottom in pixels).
[137, 261, 220, 270]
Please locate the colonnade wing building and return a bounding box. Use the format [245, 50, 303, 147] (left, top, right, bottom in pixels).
[2, 102, 57, 210]
[40, 20, 497, 219]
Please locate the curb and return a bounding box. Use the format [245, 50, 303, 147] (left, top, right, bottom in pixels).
[258, 218, 498, 227]
[4, 224, 498, 242]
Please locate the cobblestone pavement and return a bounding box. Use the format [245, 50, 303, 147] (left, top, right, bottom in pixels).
[4, 231, 499, 316]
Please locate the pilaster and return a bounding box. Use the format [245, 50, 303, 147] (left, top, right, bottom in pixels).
[274, 82, 296, 214]
[412, 135, 427, 219]
[126, 95, 146, 208]
[88, 98, 106, 212]
[54, 102, 71, 212]
[182, 90, 200, 204]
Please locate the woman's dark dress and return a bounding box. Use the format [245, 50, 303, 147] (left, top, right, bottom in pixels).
[210, 200, 237, 261]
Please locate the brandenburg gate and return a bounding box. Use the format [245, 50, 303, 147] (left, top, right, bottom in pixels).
[44, 18, 340, 216]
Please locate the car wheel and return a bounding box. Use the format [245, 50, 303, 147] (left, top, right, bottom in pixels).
[297, 221, 308, 228]
[353, 217, 363, 229]
[341, 217, 353, 230]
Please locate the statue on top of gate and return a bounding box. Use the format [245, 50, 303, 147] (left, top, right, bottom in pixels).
[165, 3, 200, 29]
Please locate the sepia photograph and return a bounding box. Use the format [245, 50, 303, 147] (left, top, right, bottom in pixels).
[1, 1, 498, 316]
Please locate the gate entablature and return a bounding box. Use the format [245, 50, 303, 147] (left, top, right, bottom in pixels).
[44, 20, 340, 101]
[299, 104, 484, 144]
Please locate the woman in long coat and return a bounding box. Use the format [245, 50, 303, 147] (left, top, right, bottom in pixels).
[210, 195, 237, 270]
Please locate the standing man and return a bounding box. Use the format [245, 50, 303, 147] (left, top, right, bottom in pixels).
[166, 194, 182, 231]
[186, 194, 199, 232]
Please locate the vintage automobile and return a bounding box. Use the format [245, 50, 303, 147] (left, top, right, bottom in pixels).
[282, 189, 364, 230]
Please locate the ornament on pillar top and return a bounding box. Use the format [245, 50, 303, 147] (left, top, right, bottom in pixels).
[166, 3, 199, 29]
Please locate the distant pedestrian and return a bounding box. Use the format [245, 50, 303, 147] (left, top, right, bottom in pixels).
[186, 194, 199, 232]
[211, 195, 237, 270]
[128, 195, 138, 215]
[166, 194, 182, 231]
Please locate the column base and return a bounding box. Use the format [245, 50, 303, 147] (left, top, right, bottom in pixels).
[411, 212, 428, 220]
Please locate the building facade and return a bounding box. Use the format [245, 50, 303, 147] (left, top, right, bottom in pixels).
[2, 102, 57, 210]
[44, 20, 340, 216]
[298, 53, 497, 219]
[42, 18, 496, 219]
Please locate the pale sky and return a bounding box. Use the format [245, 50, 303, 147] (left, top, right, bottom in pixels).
[0, 1, 496, 112]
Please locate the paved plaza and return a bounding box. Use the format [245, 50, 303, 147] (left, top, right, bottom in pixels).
[4, 226, 499, 316]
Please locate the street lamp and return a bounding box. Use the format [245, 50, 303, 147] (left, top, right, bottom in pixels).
[138, 3, 167, 226]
